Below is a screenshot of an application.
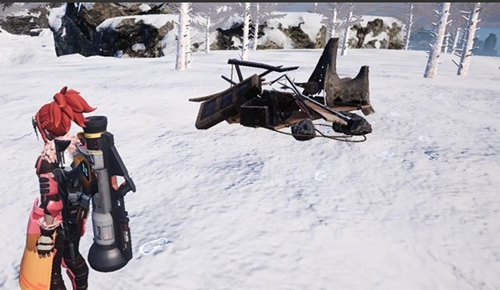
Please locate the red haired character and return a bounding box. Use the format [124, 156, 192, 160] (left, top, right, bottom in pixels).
[19, 87, 96, 290]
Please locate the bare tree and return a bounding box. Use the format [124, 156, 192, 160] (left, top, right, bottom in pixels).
[176, 2, 190, 70]
[455, 3, 480, 76]
[403, 3, 419, 50]
[451, 3, 500, 75]
[225, 3, 251, 60]
[249, 3, 287, 51]
[340, 3, 360, 56]
[446, 4, 462, 54]
[309, 3, 346, 40]
[185, 14, 193, 69]
[191, 3, 233, 54]
[423, 2, 452, 79]
[242, 2, 250, 60]
[450, 27, 462, 54]
[252, 3, 260, 51]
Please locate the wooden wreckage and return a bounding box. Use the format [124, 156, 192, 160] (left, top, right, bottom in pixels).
[189, 38, 375, 142]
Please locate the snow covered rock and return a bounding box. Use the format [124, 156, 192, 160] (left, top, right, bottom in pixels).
[49, 3, 94, 57]
[0, 3, 53, 35]
[95, 15, 176, 58]
[348, 16, 404, 50]
[48, 3, 176, 58]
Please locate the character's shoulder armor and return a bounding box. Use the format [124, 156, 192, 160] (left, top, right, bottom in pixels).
[35, 155, 58, 175]
[71, 149, 94, 188]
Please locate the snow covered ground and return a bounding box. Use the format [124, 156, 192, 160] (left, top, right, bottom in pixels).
[1, 29, 500, 290]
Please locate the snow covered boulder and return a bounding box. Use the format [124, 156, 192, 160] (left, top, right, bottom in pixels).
[0, 3, 56, 35]
[48, 3, 176, 58]
[95, 15, 176, 58]
[348, 16, 404, 50]
[49, 4, 97, 57]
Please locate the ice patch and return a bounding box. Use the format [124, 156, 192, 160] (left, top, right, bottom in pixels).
[139, 238, 170, 255]
[419, 136, 430, 142]
[315, 171, 327, 182]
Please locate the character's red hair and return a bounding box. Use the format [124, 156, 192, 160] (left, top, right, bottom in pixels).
[35, 86, 96, 143]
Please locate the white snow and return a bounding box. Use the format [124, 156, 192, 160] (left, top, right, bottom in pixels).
[132, 43, 146, 52]
[28, 11, 42, 18]
[7, 4, 30, 17]
[258, 28, 291, 49]
[349, 15, 405, 48]
[267, 12, 324, 44]
[96, 14, 178, 32]
[47, 3, 66, 32]
[139, 4, 151, 13]
[0, 28, 56, 65]
[1, 27, 500, 290]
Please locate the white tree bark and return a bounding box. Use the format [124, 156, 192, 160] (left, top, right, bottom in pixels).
[204, 15, 210, 53]
[253, 3, 259, 51]
[329, 7, 338, 39]
[176, 3, 189, 70]
[457, 3, 481, 76]
[341, 7, 353, 56]
[423, 2, 451, 79]
[185, 12, 192, 69]
[442, 33, 450, 53]
[404, 3, 414, 50]
[451, 27, 461, 54]
[241, 2, 250, 60]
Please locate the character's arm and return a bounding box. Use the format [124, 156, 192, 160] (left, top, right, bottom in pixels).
[35, 155, 63, 257]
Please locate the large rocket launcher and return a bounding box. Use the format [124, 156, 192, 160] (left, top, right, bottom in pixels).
[82, 116, 136, 273]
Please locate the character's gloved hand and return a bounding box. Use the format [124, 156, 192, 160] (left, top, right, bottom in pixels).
[36, 227, 55, 258]
[37, 218, 61, 258]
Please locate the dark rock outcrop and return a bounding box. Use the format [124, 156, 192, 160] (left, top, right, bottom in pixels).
[387, 22, 403, 49]
[214, 21, 266, 50]
[95, 18, 174, 57]
[483, 33, 497, 56]
[350, 18, 403, 49]
[281, 21, 315, 49]
[352, 24, 371, 48]
[0, 4, 54, 35]
[50, 3, 175, 58]
[214, 19, 324, 50]
[51, 3, 95, 57]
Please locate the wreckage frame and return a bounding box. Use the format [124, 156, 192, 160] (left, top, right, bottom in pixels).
[189, 37, 375, 142]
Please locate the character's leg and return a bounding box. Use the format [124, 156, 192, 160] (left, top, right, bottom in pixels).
[62, 237, 89, 290]
[50, 233, 67, 290]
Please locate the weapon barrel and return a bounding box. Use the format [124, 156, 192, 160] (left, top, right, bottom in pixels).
[83, 116, 133, 273]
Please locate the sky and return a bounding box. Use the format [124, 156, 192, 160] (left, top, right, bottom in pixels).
[1, 20, 500, 290]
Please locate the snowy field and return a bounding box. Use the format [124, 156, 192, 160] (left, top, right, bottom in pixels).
[1, 29, 500, 290]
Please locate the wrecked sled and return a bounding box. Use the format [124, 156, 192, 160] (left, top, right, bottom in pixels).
[189, 37, 375, 142]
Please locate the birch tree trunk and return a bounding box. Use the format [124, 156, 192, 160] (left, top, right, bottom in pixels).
[241, 2, 250, 60]
[253, 3, 259, 51]
[329, 7, 338, 39]
[185, 14, 191, 69]
[205, 15, 210, 53]
[404, 3, 414, 50]
[423, 2, 451, 79]
[451, 27, 461, 54]
[176, 3, 189, 70]
[341, 9, 353, 56]
[442, 33, 449, 53]
[457, 3, 481, 76]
